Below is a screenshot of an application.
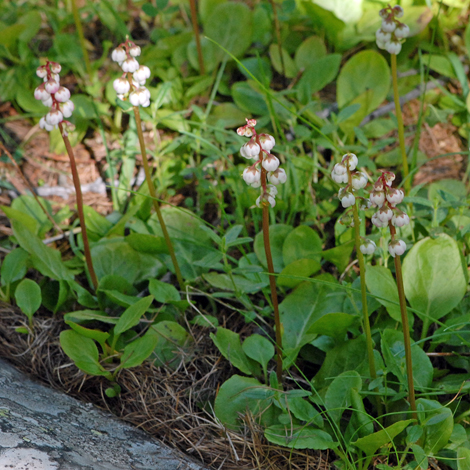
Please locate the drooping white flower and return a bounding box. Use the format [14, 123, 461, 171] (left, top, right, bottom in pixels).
[386, 40, 402, 55]
[333, 163, 347, 175]
[343, 153, 358, 171]
[49, 62, 61, 74]
[256, 194, 276, 208]
[392, 5, 404, 18]
[340, 192, 355, 208]
[39, 116, 55, 131]
[34, 86, 50, 102]
[376, 206, 393, 223]
[376, 29, 392, 43]
[121, 58, 140, 73]
[258, 134, 275, 152]
[360, 239, 376, 255]
[45, 79, 60, 94]
[242, 167, 261, 185]
[262, 153, 280, 172]
[332, 172, 348, 184]
[386, 188, 404, 206]
[352, 172, 368, 190]
[241, 141, 261, 159]
[113, 77, 131, 95]
[133, 65, 151, 85]
[371, 212, 388, 228]
[394, 23, 410, 39]
[268, 168, 287, 185]
[54, 87, 71, 103]
[388, 239, 406, 258]
[370, 190, 385, 207]
[45, 109, 63, 126]
[36, 66, 47, 78]
[392, 212, 410, 227]
[129, 45, 141, 57]
[129, 87, 151, 107]
[112, 47, 127, 63]
[381, 18, 397, 33]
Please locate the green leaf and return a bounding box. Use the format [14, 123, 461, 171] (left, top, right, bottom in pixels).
[11, 195, 53, 236]
[203, 272, 267, 293]
[65, 321, 110, 349]
[269, 45, 298, 78]
[295, 36, 327, 70]
[231, 81, 268, 115]
[403, 234, 467, 324]
[242, 334, 274, 376]
[83, 206, 113, 238]
[307, 312, 356, 338]
[255, 224, 294, 273]
[60, 330, 112, 379]
[119, 328, 160, 369]
[325, 370, 362, 424]
[210, 328, 261, 376]
[381, 329, 433, 392]
[114, 295, 154, 336]
[64, 310, 118, 325]
[349, 388, 374, 439]
[148, 279, 180, 303]
[149, 321, 192, 368]
[265, 425, 337, 450]
[15, 279, 41, 319]
[422, 54, 456, 79]
[353, 420, 414, 456]
[1, 248, 30, 286]
[204, 2, 253, 61]
[365, 265, 402, 323]
[11, 220, 73, 281]
[282, 225, 322, 265]
[277, 259, 321, 288]
[214, 375, 276, 429]
[457, 447, 470, 470]
[411, 444, 428, 470]
[190, 314, 219, 328]
[288, 397, 323, 428]
[321, 240, 354, 273]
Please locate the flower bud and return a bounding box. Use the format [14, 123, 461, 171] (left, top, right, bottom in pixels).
[371, 212, 388, 228]
[386, 188, 404, 206]
[388, 239, 406, 258]
[332, 172, 348, 184]
[386, 40, 402, 55]
[36, 66, 47, 78]
[394, 23, 410, 39]
[262, 153, 280, 172]
[392, 5, 404, 18]
[379, 8, 389, 19]
[34, 85, 50, 102]
[129, 87, 151, 106]
[258, 134, 275, 151]
[376, 29, 392, 43]
[246, 118, 257, 128]
[370, 190, 385, 207]
[376, 206, 393, 223]
[49, 62, 61, 74]
[342, 153, 358, 171]
[383, 172, 396, 187]
[112, 47, 127, 63]
[360, 239, 376, 255]
[237, 126, 253, 137]
[352, 172, 368, 190]
[129, 45, 141, 57]
[392, 212, 410, 227]
[381, 18, 397, 33]
[113, 77, 131, 95]
[45, 79, 60, 94]
[121, 58, 140, 73]
[60, 100, 75, 118]
[268, 168, 287, 185]
[39, 116, 55, 131]
[54, 86, 71, 103]
[340, 192, 355, 208]
[242, 167, 261, 185]
[241, 141, 260, 159]
[133, 65, 151, 85]
[45, 109, 63, 126]
[333, 163, 347, 175]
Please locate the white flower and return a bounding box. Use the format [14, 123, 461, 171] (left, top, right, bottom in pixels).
[42, 96, 53, 107]
[383, 172, 396, 187]
[49, 62, 61, 74]
[121, 58, 140, 73]
[376, 206, 393, 223]
[55, 86, 71, 103]
[45, 79, 60, 94]
[241, 141, 260, 159]
[129, 45, 141, 57]
[45, 109, 63, 126]
[113, 77, 131, 95]
[36, 66, 47, 78]
[360, 239, 376, 255]
[333, 163, 347, 175]
[112, 47, 127, 63]
[392, 213, 410, 227]
[394, 23, 410, 39]
[242, 167, 261, 185]
[386, 188, 404, 206]
[381, 18, 397, 33]
[262, 153, 280, 172]
[266, 184, 278, 196]
[341, 192, 355, 208]
[250, 180, 261, 189]
[133, 65, 151, 85]
[268, 168, 287, 185]
[343, 153, 358, 171]
[259, 134, 275, 151]
[332, 172, 348, 184]
[352, 172, 368, 190]
[376, 29, 392, 43]
[379, 8, 389, 19]
[34, 86, 50, 101]
[371, 212, 388, 228]
[370, 190, 385, 207]
[237, 126, 253, 137]
[392, 5, 404, 18]
[376, 39, 387, 50]
[60, 101, 75, 118]
[39, 116, 55, 131]
[256, 194, 276, 208]
[129, 87, 151, 107]
[388, 239, 406, 258]
[386, 40, 402, 55]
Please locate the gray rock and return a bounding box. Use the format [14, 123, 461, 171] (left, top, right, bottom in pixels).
[0, 359, 208, 470]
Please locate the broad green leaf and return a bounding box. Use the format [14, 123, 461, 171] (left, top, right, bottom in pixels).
[15, 279, 41, 319]
[337, 50, 390, 114]
[149, 321, 192, 368]
[190, 314, 219, 328]
[412, 444, 428, 470]
[214, 375, 276, 429]
[307, 312, 356, 338]
[11, 220, 73, 281]
[83, 206, 113, 238]
[422, 54, 456, 79]
[349, 388, 374, 439]
[302, 3, 345, 47]
[41, 280, 70, 314]
[353, 420, 414, 456]
[321, 240, 354, 273]
[457, 447, 470, 470]
[11, 195, 53, 236]
[114, 295, 154, 336]
[288, 397, 323, 428]
[255, 224, 294, 273]
[325, 370, 362, 424]
[203, 272, 267, 293]
[65, 321, 110, 348]
[403, 234, 467, 324]
[231, 81, 269, 115]
[100, 290, 140, 308]
[381, 329, 433, 391]
[264, 425, 337, 450]
[242, 334, 275, 376]
[119, 329, 160, 369]
[277, 259, 321, 288]
[295, 36, 327, 70]
[64, 310, 118, 325]
[148, 278, 180, 303]
[238, 57, 272, 85]
[365, 265, 402, 323]
[210, 328, 261, 376]
[269, 45, 297, 78]
[282, 225, 322, 265]
[60, 330, 112, 379]
[1, 248, 30, 286]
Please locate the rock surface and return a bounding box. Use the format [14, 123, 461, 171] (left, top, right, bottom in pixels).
[0, 359, 208, 470]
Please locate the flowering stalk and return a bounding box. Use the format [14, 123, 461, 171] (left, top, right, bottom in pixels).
[237, 119, 287, 384]
[332, 155, 378, 390]
[112, 39, 184, 291]
[34, 61, 98, 289]
[376, 5, 411, 194]
[189, 0, 205, 74]
[370, 171, 416, 419]
[71, 0, 93, 79]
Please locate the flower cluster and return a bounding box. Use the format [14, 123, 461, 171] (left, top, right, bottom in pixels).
[331, 153, 375, 254]
[34, 61, 75, 136]
[237, 119, 286, 208]
[369, 171, 409, 257]
[112, 38, 151, 107]
[376, 5, 410, 55]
